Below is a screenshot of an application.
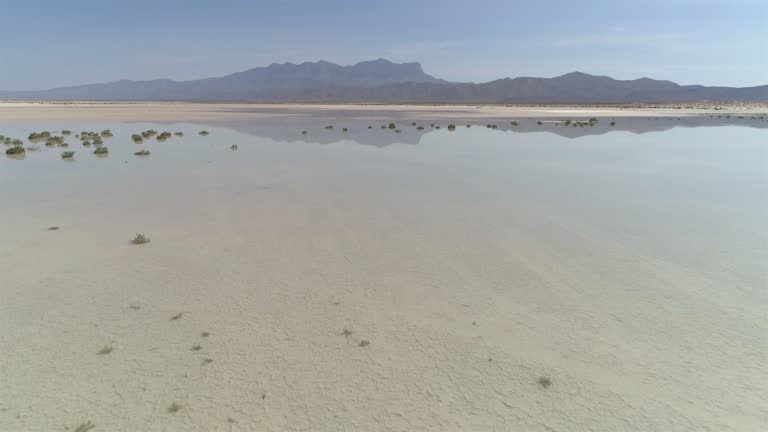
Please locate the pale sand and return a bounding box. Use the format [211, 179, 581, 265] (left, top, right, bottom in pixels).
[0, 111, 766, 431]
[1, 101, 767, 122]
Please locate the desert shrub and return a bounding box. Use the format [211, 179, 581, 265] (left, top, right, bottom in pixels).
[6, 145, 25, 155]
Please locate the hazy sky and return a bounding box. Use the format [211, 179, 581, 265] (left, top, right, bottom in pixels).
[1, 0, 766, 90]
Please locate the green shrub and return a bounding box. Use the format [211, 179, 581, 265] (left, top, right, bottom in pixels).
[5, 145, 25, 155]
[61, 151, 75, 159]
[94, 146, 109, 155]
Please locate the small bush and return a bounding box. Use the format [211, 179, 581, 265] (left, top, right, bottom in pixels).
[61, 151, 75, 159]
[134, 149, 151, 156]
[97, 345, 113, 356]
[199, 130, 209, 136]
[168, 402, 182, 413]
[94, 146, 109, 155]
[537, 376, 552, 388]
[5, 145, 25, 155]
[131, 233, 150, 244]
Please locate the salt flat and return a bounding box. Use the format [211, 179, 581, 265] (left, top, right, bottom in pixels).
[1, 107, 766, 431]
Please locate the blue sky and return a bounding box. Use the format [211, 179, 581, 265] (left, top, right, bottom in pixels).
[1, 0, 765, 90]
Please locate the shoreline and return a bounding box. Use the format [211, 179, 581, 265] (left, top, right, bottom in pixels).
[1, 101, 767, 123]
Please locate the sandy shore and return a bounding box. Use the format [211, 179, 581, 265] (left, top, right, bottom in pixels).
[1, 101, 766, 122]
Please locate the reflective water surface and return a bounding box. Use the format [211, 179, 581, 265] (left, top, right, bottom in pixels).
[1, 117, 766, 431]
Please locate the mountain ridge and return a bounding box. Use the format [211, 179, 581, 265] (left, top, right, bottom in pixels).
[1, 59, 766, 103]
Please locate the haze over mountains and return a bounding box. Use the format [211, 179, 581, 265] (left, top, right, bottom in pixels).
[2, 58, 766, 103]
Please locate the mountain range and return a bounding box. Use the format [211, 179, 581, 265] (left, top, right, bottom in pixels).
[1, 58, 766, 103]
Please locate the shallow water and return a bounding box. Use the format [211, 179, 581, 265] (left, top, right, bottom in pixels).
[1, 118, 767, 431]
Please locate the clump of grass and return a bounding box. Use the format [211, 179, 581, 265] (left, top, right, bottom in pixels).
[447, 124, 456, 130]
[46, 136, 65, 146]
[131, 233, 150, 244]
[416, 126, 424, 130]
[324, 125, 334, 129]
[100, 129, 113, 137]
[156, 132, 172, 141]
[537, 376, 552, 388]
[358, 340, 370, 347]
[93, 146, 109, 155]
[5, 145, 25, 155]
[342, 128, 348, 132]
[170, 312, 183, 321]
[199, 130, 209, 136]
[510, 121, 519, 126]
[48, 226, 60, 231]
[174, 131, 184, 136]
[134, 150, 151, 156]
[537, 121, 543, 125]
[227, 417, 237, 423]
[141, 130, 157, 139]
[167, 402, 182, 413]
[128, 304, 141, 310]
[201, 331, 210, 337]
[73, 421, 95, 432]
[230, 144, 238, 150]
[388, 123, 396, 129]
[97, 345, 113, 356]
[61, 151, 75, 159]
[201, 358, 213, 366]
[610, 121, 616, 126]
[132, 134, 144, 143]
[341, 328, 352, 337]
[301, 130, 307, 135]
[82, 141, 91, 147]
[191, 344, 202, 351]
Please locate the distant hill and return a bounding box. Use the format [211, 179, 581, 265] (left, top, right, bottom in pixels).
[1, 59, 766, 103]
